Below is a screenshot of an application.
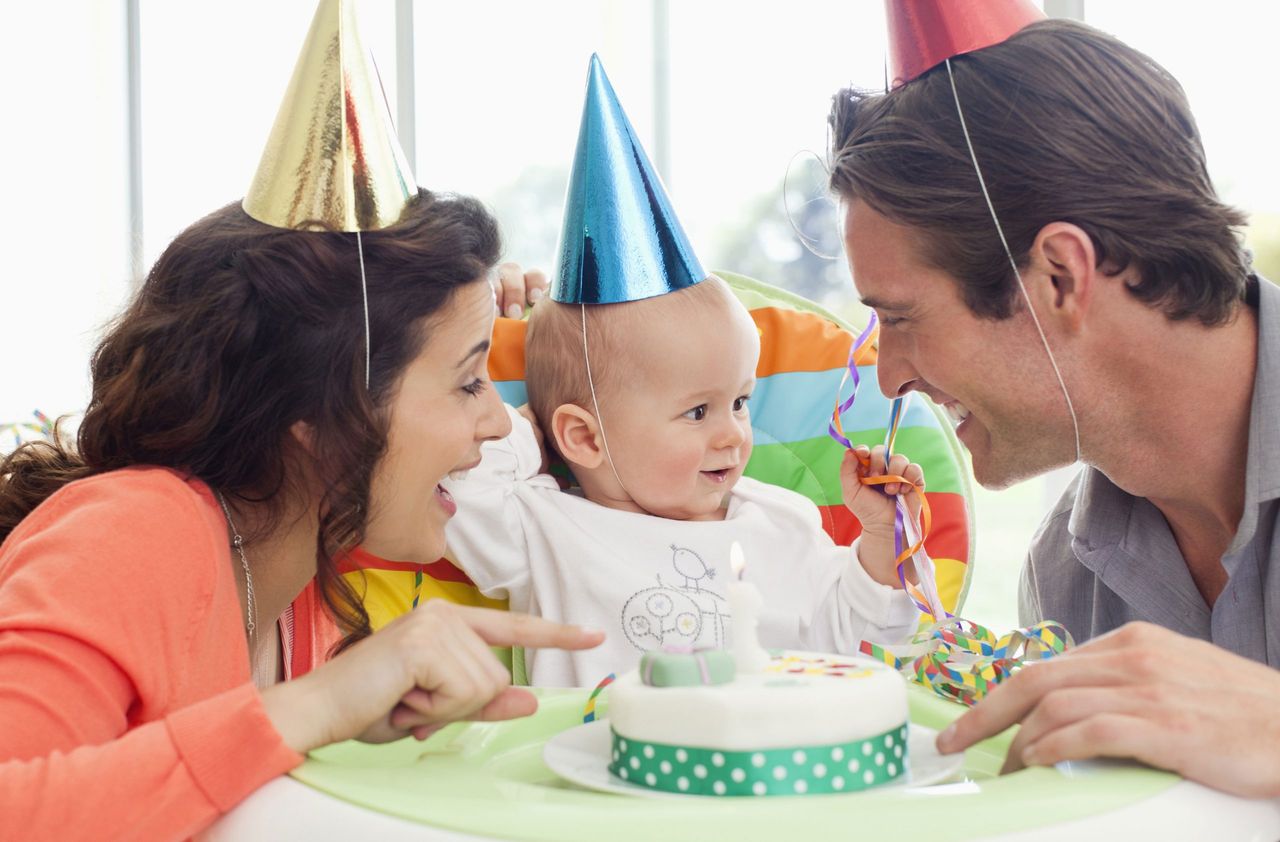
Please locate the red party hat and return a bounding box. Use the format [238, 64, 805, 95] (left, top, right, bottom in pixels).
[885, 0, 1045, 88]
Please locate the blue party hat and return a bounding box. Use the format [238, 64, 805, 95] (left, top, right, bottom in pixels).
[553, 55, 705, 305]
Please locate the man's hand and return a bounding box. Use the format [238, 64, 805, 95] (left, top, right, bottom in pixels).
[937, 621, 1280, 797]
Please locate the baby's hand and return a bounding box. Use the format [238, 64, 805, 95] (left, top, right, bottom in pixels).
[841, 445, 924, 586]
[493, 262, 549, 320]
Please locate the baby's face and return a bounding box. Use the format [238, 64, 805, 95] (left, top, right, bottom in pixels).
[602, 294, 760, 520]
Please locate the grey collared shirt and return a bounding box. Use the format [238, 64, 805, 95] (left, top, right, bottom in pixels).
[1020, 276, 1280, 666]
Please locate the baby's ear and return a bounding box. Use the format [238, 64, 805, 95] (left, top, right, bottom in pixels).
[550, 404, 604, 470]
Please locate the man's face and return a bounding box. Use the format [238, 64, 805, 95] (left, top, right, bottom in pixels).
[842, 200, 1076, 489]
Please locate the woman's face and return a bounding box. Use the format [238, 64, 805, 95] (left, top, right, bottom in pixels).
[363, 278, 512, 562]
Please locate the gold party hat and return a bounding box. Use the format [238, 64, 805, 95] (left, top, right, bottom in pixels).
[244, 0, 416, 232]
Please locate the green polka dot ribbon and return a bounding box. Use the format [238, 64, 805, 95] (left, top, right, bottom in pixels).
[608, 724, 908, 796]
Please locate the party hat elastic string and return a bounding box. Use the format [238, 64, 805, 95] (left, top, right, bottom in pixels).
[944, 58, 1080, 463]
[581, 304, 630, 499]
[242, 0, 419, 392]
[357, 231, 371, 388]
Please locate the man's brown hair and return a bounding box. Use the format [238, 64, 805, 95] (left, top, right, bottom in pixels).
[828, 19, 1249, 325]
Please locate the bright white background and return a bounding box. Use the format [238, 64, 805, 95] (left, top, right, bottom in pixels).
[3, 1, 1278, 629]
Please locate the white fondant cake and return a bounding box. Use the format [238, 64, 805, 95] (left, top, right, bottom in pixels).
[607, 651, 909, 796]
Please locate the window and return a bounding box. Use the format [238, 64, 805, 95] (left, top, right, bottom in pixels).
[5, 2, 1256, 633]
[1, 3, 129, 428]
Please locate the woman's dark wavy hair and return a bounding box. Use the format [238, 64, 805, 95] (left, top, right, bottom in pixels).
[0, 189, 500, 653]
[828, 19, 1249, 326]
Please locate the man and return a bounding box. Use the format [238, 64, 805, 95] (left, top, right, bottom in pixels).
[829, 3, 1280, 795]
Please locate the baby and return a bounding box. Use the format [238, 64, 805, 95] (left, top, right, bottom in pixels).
[443, 275, 925, 686]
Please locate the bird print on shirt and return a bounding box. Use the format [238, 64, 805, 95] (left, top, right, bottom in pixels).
[620, 543, 730, 652]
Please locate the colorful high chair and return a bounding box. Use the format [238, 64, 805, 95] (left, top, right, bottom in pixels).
[343, 271, 975, 681]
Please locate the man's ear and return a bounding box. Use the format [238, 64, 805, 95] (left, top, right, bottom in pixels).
[1029, 222, 1098, 331]
[550, 404, 604, 470]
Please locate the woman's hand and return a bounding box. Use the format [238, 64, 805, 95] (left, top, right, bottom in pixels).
[260, 602, 603, 753]
[937, 621, 1280, 797]
[493, 262, 549, 320]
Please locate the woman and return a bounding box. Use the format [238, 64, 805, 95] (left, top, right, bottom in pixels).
[0, 190, 601, 839]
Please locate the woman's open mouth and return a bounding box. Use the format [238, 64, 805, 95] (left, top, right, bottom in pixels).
[435, 483, 457, 516]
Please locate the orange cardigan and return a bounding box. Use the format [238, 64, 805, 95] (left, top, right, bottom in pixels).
[0, 467, 336, 840]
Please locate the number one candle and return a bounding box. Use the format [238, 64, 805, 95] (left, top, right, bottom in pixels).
[727, 541, 770, 672]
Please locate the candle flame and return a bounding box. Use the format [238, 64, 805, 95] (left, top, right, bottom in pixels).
[730, 541, 746, 579]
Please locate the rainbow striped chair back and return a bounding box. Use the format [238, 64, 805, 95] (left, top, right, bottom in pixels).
[344, 272, 974, 681]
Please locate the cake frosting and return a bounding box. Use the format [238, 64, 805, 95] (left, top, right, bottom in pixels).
[607, 651, 909, 796]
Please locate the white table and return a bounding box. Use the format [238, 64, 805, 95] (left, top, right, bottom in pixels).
[203, 766, 1280, 842]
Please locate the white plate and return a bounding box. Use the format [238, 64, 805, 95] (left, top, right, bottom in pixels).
[543, 719, 965, 799]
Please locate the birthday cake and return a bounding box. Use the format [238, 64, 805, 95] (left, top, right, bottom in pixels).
[606, 650, 908, 797]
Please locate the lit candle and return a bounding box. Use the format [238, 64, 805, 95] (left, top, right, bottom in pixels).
[727, 541, 770, 672]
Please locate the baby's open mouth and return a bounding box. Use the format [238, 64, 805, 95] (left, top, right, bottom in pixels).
[700, 468, 732, 483]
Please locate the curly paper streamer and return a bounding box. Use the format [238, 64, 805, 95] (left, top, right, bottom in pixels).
[860, 619, 1074, 706]
[827, 312, 878, 449]
[829, 328, 946, 619]
[1, 410, 54, 453]
[583, 672, 616, 723]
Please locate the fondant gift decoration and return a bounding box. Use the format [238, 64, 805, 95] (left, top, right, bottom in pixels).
[640, 648, 735, 687]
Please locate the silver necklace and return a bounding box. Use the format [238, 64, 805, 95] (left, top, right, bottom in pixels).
[217, 492, 258, 648]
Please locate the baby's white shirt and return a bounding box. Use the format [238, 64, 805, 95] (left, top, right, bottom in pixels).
[443, 405, 918, 687]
